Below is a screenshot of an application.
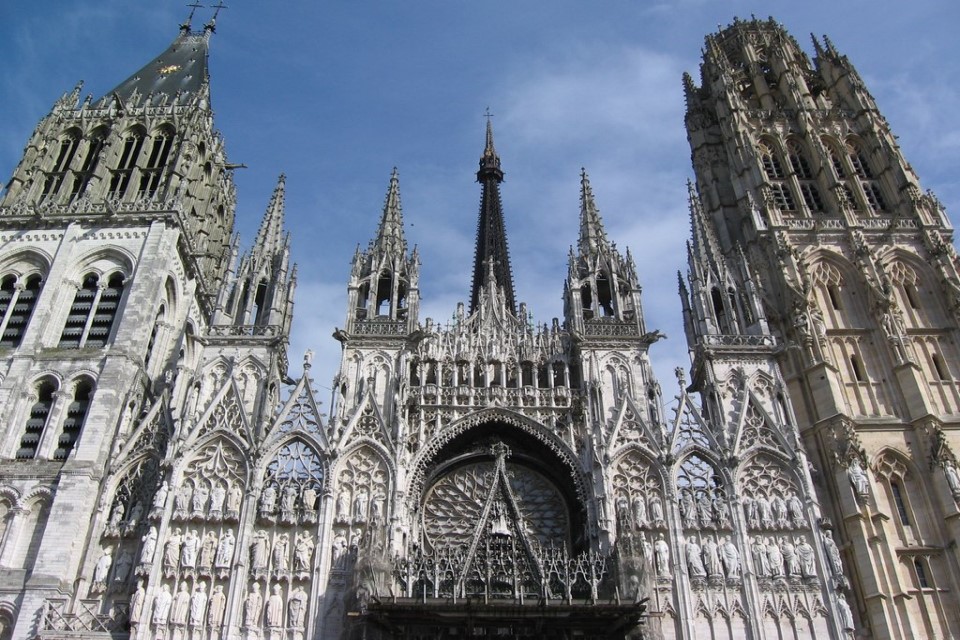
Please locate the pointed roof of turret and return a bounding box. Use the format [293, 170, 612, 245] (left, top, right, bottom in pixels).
[470, 117, 515, 314]
[253, 174, 287, 256]
[101, 25, 211, 104]
[687, 180, 723, 269]
[578, 169, 609, 256]
[372, 168, 407, 256]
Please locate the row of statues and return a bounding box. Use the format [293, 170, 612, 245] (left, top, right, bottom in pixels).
[742, 491, 807, 531]
[249, 530, 315, 579]
[750, 536, 818, 579]
[334, 489, 386, 525]
[683, 536, 742, 580]
[615, 492, 667, 530]
[171, 479, 244, 522]
[137, 527, 236, 579]
[259, 482, 321, 525]
[105, 499, 146, 537]
[678, 487, 731, 530]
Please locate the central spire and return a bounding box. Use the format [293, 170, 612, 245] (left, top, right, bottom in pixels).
[470, 117, 516, 314]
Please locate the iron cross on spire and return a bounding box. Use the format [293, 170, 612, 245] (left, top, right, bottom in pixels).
[484, 106, 494, 123]
[205, 0, 227, 32]
[186, 2, 204, 22]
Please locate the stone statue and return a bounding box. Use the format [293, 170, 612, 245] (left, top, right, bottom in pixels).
[281, 485, 297, 512]
[192, 481, 210, 516]
[152, 481, 169, 510]
[336, 492, 350, 521]
[703, 538, 722, 577]
[129, 580, 146, 625]
[215, 529, 235, 569]
[288, 585, 308, 629]
[632, 494, 647, 528]
[251, 530, 270, 570]
[752, 536, 769, 577]
[190, 582, 207, 627]
[113, 549, 133, 585]
[181, 529, 200, 568]
[781, 537, 799, 577]
[766, 538, 784, 577]
[243, 583, 263, 629]
[266, 583, 284, 628]
[302, 487, 317, 512]
[680, 490, 697, 529]
[823, 531, 844, 576]
[713, 495, 730, 529]
[209, 483, 227, 517]
[696, 491, 712, 527]
[757, 495, 773, 529]
[685, 538, 706, 578]
[273, 533, 290, 571]
[108, 502, 125, 531]
[649, 494, 664, 527]
[721, 537, 740, 578]
[260, 485, 277, 515]
[847, 459, 869, 499]
[796, 537, 816, 577]
[199, 531, 217, 571]
[126, 501, 143, 531]
[226, 483, 243, 518]
[771, 495, 788, 529]
[294, 533, 314, 573]
[152, 583, 173, 626]
[743, 495, 758, 529]
[93, 546, 113, 589]
[787, 493, 805, 528]
[945, 463, 960, 499]
[371, 494, 386, 523]
[207, 585, 227, 628]
[163, 528, 183, 574]
[175, 483, 193, 516]
[354, 490, 369, 522]
[140, 526, 158, 564]
[171, 582, 190, 625]
[837, 593, 855, 631]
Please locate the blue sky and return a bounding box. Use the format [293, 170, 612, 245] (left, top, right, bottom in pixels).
[2, 1, 959, 404]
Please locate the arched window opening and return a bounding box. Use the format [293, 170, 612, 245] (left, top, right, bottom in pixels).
[355, 283, 369, 320]
[253, 280, 268, 325]
[828, 147, 847, 179]
[770, 183, 796, 211]
[70, 130, 107, 200]
[915, 558, 930, 589]
[850, 354, 866, 382]
[16, 379, 57, 459]
[108, 129, 145, 199]
[799, 182, 825, 212]
[759, 142, 785, 179]
[596, 273, 614, 317]
[711, 287, 729, 333]
[396, 282, 408, 319]
[376, 272, 393, 317]
[54, 379, 93, 460]
[59, 272, 126, 348]
[726, 287, 741, 330]
[827, 284, 843, 311]
[903, 283, 921, 310]
[848, 146, 874, 179]
[139, 127, 175, 197]
[41, 133, 80, 200]
[15, 500, 51, 572]
[538, 363, 550, 389]
[787, 141, 813, 179]
[0, 274, 41, 348]
[863, 183, 887, 212]
[932, 353, 950, 381]
[521, 362, 534, 387]
[145, 305, 165, 367]
[409, 360, 420, 386]
[580, 284, 593, 319]
[890, 481, 911, 525]
[425, 361, 437, 386]
[474, 363, 486, 387]
[552, 362, 566, 388]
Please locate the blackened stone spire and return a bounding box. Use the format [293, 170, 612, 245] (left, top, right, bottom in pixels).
[470, 118, 516, 314]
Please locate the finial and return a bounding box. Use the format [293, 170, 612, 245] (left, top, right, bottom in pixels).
[182, 2, 204, 32]
[205, 0, 226, 32]
[483, 107, 497, 159]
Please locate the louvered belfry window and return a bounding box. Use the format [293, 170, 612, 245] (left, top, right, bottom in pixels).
[16, 379, 57, 459]
[54, 380, 92, 460]
[0, 274, 42, 348]
[59, 273, 126, 348]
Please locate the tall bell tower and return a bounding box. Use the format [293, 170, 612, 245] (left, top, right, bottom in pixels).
[684, 17, 960, 639]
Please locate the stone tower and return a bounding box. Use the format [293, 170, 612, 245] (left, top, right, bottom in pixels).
[684, 17, 960, 639]
[0, 15, 299, 640]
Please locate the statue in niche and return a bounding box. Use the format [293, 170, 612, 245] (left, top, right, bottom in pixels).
[151, 480, 169, 518]
[215, 529, 235, 572]
[685, 538, 706, 578]
[781, 537, 799, 577]
[243, 583, 263, 629]
[199, 531, 217, 573]
[615, 495, 630, 529]
[771, 495, 788, 529]
[371, 494, 386, 524]
[260, 485, 277, 518]
[302, 487, 318, 512]
[207, 585, 227, 629]
[632, 494, 647, 529]
[190, 582, 207, 628]
[129, 580, 146, 628]
[822, 530, 844, 577]
[796, 537, 816, 577]
[107, 502, 125, 534]
[787, 493, 805, 528]
[288, 585, 308, 629]
[757, 495, 773, 529]
[743, 495, 759, 529]
[163, 528, 183, 577]
[174, 482, 193, 519]
[721, 537, 740, 578]
[226, 483, 243, 520]
[696, 491, 713, 528]
[641, 535, 653, 561]
[846, 458, 869, 500]
[712, 494, 730, 529]
[92, 546, 112, 593]
[112, 549, 133, 589]
[680, 490, 697, 529]
[837, 593, 855, 631]
[125, 501, 143, 535]
[649, 494, 665, 527]
[209, 483, 226, 520]
[332, 534, 348, 569]
[139, 526, 158, 567]
[766, 538, 784, 578]
[702, 538, 722, 577]
[354, 490, 369, 522]
[335, 492, 350, 522]
[294, 533, 314, 574]
[152, 583, 173, 627]
[281, 485, 297, 513]
[192, 481, 210, 517]
[251, 530, 270, 571]
[181, 529, 200, 572]
[273, 533, 290, 572]
[944, 462, 960, 500]
[752, 536, 769, 577]
[266, 583, 284, 631]
[171, 582, 190, 626]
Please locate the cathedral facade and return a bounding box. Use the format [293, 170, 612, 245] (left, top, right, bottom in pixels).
[0, 13, 955, 640]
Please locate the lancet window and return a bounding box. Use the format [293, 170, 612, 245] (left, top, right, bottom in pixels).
[40, 130, 81, 200]
[52, 377, 93, 460]
[138, 125, 175, 198]
[759, 140, 796, 212]
[59, 272, 126, 348]
[0, 273, 42, 347]
[108, 127, 145, 199]
[15, 377, 57, 459]
[69, 127, 107, 200]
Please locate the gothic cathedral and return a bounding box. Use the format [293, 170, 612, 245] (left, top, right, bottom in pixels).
[0, 14, 956, 640]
